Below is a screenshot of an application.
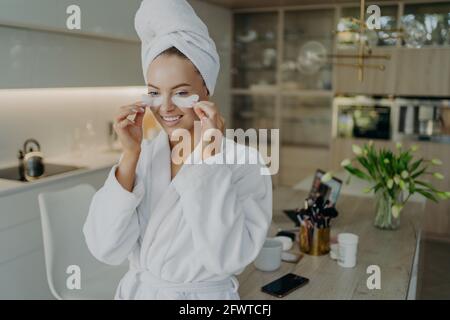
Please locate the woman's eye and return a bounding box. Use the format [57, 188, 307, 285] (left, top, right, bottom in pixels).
[175, 91, 189, 97]
[148, 91, 159, 97]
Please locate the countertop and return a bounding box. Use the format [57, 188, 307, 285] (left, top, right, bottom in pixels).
[237, 187, 423, 299]
[0, 146, 122, 197]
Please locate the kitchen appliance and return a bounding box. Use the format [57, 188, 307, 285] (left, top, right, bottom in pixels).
[18, 139, 45, 181]
[333, 96, 393, 140]
[397, 97, 450, 142]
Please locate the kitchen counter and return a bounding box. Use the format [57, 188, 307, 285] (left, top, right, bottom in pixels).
[0, 146, 122, 197]
[237, 187, 423, 299]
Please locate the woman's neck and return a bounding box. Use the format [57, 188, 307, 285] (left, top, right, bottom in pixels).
[168, 128, 199, 153]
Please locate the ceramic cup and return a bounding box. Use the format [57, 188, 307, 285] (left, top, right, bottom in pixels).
[337, 233, 359, 268]
[254, 239, 282, 272]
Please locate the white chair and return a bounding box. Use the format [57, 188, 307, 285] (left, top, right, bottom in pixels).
[38, 184, 128, 300]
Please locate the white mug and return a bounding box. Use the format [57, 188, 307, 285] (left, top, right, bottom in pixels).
[337, 233, 359, 268]
[254, 239, 282, 272]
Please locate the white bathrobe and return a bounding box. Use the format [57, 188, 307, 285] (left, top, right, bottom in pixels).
[83, 131, 272, 299]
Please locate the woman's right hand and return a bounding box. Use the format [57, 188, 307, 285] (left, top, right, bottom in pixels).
[114, 102, 146, 155]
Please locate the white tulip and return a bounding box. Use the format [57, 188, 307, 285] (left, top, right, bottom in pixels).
[433, 173, 444, 180]
[431, 159, 443, 166]
[321, 172, 333, 183]
[392, 204, 403, 218]
[363, 187, 372, 193]
[401, 170, 409, 179]
[387, 179, 394, 189]
[352, 144, 363, 156]
[341, 159, 351, 167]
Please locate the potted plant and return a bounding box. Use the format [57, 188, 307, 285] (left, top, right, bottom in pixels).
[339, 141, 450, 230]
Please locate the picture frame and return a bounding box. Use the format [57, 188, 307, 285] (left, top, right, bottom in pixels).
[309, 169, 343, 207]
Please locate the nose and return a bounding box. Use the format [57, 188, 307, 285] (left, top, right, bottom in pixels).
[160, 95, 176, 112]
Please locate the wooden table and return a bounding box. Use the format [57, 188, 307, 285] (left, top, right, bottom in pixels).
[237, 187, 423, 300]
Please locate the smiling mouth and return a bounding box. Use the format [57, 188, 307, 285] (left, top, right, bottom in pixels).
[160, 115, 183, 125]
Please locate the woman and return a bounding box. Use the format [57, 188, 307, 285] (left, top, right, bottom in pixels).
[83, 0, 272, 300]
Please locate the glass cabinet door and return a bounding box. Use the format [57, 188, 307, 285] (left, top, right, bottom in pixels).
[338, 5, 399, 48]
[282, 9, 335, 91]
[281, 95, 332, 148]
[232, 95, 276, 131]
[403, 2, 450, 47]
[233, 12, 278, 89]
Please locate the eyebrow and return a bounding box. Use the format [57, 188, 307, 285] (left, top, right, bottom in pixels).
[147, 83, 191, 90]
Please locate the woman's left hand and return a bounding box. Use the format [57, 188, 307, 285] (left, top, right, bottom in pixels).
[193, 101, 225, 160]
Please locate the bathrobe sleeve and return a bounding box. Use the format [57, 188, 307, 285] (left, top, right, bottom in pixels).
[83, 145, 147, 266]
[172, 151, 272, 275]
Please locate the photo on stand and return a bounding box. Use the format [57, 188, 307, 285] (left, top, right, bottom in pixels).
[309, 169, 342, 207]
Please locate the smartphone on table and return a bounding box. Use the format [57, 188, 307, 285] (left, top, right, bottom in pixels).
[261, 273, 309, 298]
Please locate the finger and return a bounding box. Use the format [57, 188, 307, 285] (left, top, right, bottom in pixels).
[116, 105, 145, 122]
[119, 103, 146, 113]
[113, 119, 128, 131]
[194, 101, 216, 115]
[193, 106, 207, 120]
[116, 118, 134, 129]
[131, 101, 147, 107]
[134, 109, 146, 127]
[193, 101, 218, 119]
[119, 102, 146, 112]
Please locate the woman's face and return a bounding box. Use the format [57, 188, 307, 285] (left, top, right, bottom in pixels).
[146, 54, 209, 136]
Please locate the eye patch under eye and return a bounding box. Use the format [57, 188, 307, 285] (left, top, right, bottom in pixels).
[141, 94, 163, 107]
[141, 94, 199, 108]
[171, 94, 199, 108]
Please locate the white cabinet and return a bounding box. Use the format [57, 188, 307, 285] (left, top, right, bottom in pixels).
[0, 0, 144, 89]
[0, 0, 141, 41]
[0, 168, 110, 299]
[0, 26, 143, 89]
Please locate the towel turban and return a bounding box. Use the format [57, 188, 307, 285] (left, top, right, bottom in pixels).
[134, 0, 220, 96]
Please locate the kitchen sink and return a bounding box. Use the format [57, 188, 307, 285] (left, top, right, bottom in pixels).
[0, 163, 85, 182]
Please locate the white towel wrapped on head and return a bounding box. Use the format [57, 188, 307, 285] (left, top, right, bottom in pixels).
[135, 0, 220, 96]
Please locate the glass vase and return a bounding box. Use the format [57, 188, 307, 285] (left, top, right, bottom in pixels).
[374, 190, 402, 230]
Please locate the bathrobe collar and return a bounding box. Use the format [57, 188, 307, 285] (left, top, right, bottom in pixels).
[148, 129, 227, 214]
[149, 131, 172, 213]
